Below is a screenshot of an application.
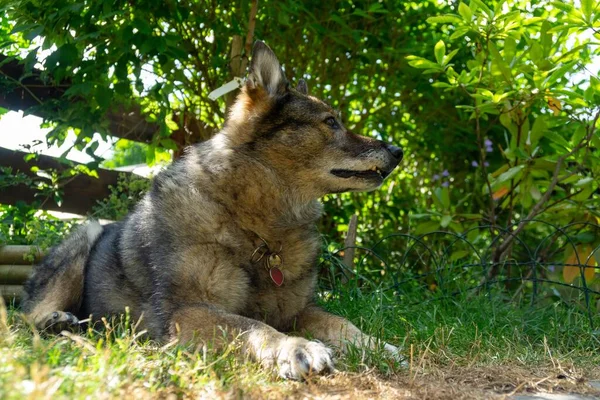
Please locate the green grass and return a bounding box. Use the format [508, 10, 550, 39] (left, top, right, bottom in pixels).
[1, 283, 600, 399]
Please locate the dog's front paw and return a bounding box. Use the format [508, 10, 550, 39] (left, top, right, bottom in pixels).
[276, 337, 335, 380]
[38, 311, 80, 333]
[383, 342, 408, 367]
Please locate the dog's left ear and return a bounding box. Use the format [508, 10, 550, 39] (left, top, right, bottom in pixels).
[296, 79, 308, 95]
[248, 41, 288, 96]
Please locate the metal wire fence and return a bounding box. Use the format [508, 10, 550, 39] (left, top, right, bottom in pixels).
[319, 220, 600, 329]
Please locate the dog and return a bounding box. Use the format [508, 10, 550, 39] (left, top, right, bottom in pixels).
[22, 41, 404, 380]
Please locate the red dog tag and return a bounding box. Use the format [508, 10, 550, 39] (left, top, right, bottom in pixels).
[270, 267, 284, 286]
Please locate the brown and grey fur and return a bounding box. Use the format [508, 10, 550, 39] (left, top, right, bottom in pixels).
[22, 41, 404, 380]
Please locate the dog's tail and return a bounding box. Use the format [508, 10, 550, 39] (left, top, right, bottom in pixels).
[22, 221, 103, 330]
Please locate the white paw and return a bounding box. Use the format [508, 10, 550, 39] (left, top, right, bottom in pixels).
[276, 337, 335, 380]
[383, 342, 409, 368]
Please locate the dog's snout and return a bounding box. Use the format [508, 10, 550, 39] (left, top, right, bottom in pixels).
[385, 144, 403, 161]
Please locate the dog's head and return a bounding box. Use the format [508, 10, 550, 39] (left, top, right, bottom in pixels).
[224, 41, 403, 197]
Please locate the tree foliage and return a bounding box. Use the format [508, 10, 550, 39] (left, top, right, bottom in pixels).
[1, 0, 599, 294]
[404, 0, 600, 283]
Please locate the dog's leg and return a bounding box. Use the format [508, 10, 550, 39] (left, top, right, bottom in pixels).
[169, 304, 334, 380]
[23, 221, 103, 333]
[294, 305, 404, 362]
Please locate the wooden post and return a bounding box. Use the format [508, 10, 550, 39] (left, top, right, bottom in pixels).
[225, 0, 259, 110]
[225, 35, 245, 110]
[342, 214, 358, 283]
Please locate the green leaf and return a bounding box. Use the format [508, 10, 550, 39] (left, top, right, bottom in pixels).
[495, 165, 525, 184]
[24, 25, 43, 41]
[406, 56, 443, 70]
[560, 174, 583, 184]
[57, 43, 78, 67]
[22, 47, 38, 71]
[488, 42, 511, 83]
[440, 215, 452, 228]
[114, 82, 130, 96]
[434, 187, 451, 210]
[590, 75, 600, 90]
[581, 0, 593, 20]
[573, 186, 595, 202]
[64, 82, 93, 98]
[368, 3, 388, 13]
[530, 185, 542, 201]
[456, 213, 482, 219]
[442, 187, 450, 209]
[529, 42, 543, 64]
[544, 131, 571, 149]
[467, 225, 479, 243]
[95, 86, 112, 109]
[443, 49, 459, 66]
[528, 116, 547, 147]
[550, 2, 573, 12]
[470, 0, 493, 17]
[458, 2, 473, 20]
[10, 23, 38, 34]
[434, 40, 446, 64]
[352, 9, 375, 19]
[575, 177, 594, 187]
[540, 21, 552, 59]
[571, 125, 587, 145]
[544, 60, 579, 88]
[450, 250, 470, 262]
[500, 112, 518, 137]
[574, 232, 595, 244]
[410, 213, 436, 219]
[159, 138, 179, 151]
[85, 141, 100, 159]
[426, 15, 462, 24]
[415, 221, 441, 235]
[504, 37, 517, 62]
[450, 26, 470, 40]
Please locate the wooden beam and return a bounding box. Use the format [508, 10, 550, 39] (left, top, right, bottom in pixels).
[0, 147, 136, 215]
[0, 55, 64, 111]
[0, 245, 45, 264]
[0, 265, 33, 285]
[0, 285, 24, 303]
[0, 54, 159, 143]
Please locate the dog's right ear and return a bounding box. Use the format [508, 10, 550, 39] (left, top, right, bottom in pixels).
[247, 41, 288, 97]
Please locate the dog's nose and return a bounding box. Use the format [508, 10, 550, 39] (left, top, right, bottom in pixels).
[385, 144, 403, 161]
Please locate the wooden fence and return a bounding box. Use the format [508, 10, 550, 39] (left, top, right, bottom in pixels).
[0, 219, 360, 304]
[0, 245, 45, 303]
[0, 148, 134, 215]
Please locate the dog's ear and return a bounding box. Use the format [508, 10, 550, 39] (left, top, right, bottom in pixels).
[248, 41, 288, 96]
[296, 79, 308, 95]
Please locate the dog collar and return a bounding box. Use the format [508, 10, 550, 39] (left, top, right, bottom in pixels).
[250, 236, 285, 287]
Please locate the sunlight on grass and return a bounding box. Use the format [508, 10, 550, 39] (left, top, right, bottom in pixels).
[1, 284, 599, 399]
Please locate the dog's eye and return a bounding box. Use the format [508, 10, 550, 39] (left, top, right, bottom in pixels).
[324, 117, 340, 130]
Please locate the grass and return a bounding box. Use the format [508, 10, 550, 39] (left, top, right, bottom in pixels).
[1, 281, 600, 399]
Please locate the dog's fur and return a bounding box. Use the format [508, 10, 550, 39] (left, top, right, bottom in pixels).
[22, 41, 403, 380]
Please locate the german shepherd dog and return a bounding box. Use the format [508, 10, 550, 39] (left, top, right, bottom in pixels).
[22, 41, 404, 380]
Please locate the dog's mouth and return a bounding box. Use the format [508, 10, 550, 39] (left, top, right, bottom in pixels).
[330, 166, 390, 180]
